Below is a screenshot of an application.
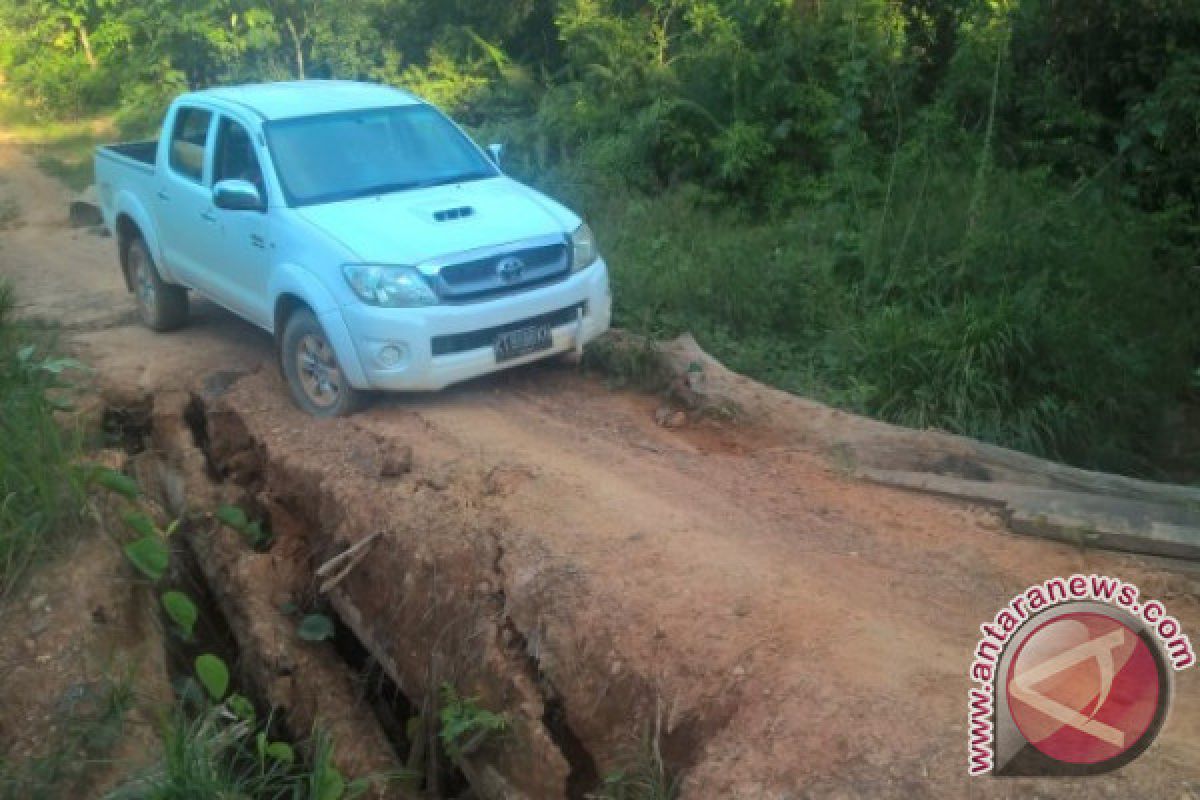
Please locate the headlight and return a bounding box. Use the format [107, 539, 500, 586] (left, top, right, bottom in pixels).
[569, 223, 599, 272]
[342, 264, 438, 307]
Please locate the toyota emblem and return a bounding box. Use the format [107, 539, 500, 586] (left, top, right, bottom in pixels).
[496, 256, 525, 282]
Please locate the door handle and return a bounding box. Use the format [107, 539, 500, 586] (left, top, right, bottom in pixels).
[250, 234, 265, 249]
[200, 210, 216, 223]
[156, 190, 169, 201]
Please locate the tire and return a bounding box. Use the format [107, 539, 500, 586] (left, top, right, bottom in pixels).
[127, 237, 189, 331]
[280, 309, 365, 417]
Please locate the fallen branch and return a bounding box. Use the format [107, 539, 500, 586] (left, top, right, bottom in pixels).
[317, 532, 382, 593]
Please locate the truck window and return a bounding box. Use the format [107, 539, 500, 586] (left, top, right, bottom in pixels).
[169, 107, 213, 182]
[214, 117, 266, 199]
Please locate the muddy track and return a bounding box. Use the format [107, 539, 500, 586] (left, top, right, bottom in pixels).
[3, 138, 1200, 798]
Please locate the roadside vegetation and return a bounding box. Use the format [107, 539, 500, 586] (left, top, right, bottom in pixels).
[0, 282, 86, 601]
[1, 0, 1198, 476]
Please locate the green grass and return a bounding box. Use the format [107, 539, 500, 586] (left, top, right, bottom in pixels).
[0, 90, 115, 192]
[0, 283, 87, 602]
[107, 708, 376, 800]
[588, 725, 679, 800]
[541, 146, 1196, 476]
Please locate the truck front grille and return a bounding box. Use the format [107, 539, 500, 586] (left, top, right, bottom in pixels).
[430, 303, 585, 357]
[434, 241, 569, 303]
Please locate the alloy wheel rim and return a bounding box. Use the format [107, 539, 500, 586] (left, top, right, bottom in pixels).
[296, 333, 342, 407]
[131, 248, 156, 319]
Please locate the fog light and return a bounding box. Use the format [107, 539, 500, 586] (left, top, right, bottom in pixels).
[378, 344, 405, 367]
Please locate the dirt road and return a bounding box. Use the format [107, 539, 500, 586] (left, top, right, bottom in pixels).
[3, 136, 1199, 798]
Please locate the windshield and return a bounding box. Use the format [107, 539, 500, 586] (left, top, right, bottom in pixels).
[265, 105, 497, 207]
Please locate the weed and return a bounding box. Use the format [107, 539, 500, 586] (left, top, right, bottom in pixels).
[0, 283, 86, 602]
[438, 684, 508, 762]
[588, 723, 679, 800]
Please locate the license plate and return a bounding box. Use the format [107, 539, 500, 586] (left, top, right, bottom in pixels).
[494, 324, 553, 362]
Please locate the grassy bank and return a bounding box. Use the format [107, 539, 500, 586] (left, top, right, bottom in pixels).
[539, 143, 1195, 476]
[0, 283, 86, 601]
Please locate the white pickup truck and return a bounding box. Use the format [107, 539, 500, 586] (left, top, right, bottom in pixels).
[95, 80, 611, 416]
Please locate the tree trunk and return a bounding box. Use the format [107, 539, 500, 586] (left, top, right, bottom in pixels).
[284, 17, 305, 79]
[77, 25, 97, 70]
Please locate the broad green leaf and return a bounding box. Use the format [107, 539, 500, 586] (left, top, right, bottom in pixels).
[243, 520, 271, 548]
[38, 357, 86, 374]
[123, 511, 158, 539]
[265, 741, 294, 764]
[123, 536, 168, 581]
[216, 504, 248, 532]
[161, 590, 198, 636]
[314, 766, 345, 800]
[226, 693, 255, 723]
[297, 614, 335, 642]
[92, 467, 139, 499]
[195, 654, 230, 701]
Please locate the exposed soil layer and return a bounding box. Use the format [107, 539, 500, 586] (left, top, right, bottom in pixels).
[4, 136, 1200, 798]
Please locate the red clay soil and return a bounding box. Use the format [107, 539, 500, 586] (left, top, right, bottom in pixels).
[3, 136, 1199, 798]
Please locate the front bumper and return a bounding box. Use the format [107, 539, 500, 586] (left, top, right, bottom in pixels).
[331, 259, 612, 391]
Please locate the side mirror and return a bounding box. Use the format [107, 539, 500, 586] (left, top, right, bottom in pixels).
[213, 179, 263, 212]
[487, 143, 504, 166]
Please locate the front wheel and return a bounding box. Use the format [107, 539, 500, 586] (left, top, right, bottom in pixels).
[280, 309, 364, 417]
[128, 237, 189, 331]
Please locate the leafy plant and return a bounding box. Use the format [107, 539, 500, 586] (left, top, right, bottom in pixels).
[438, 684, 508, 763]
[194, 654, 230, 702]
[161, 591, 198, 638]
[588, 724, 679, 800]
[215, 503, 272, 549]
[297, 613, 335, 642]
[91, 466, 138, 499]
[122, 536, 168, 582]
[0, 287, 87, 600]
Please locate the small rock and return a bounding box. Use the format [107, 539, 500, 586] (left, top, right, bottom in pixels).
[29, 618, 49, 636]
[610, 661, 623, 676]
[380, 443, 413, 477]
[28, 594, 48, 612]
[653, 407, 687, 428]
[733, 665, 746, 678]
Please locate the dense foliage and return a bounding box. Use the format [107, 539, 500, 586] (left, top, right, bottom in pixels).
[2, 0, 1197, 474]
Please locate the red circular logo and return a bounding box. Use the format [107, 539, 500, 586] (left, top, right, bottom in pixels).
[1006, 611, 1161, 765]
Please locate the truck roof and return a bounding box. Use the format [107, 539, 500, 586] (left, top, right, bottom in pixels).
[192, 80, 421, 121]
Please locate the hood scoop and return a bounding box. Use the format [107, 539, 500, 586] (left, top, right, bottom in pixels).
[432, 206, 475, 222]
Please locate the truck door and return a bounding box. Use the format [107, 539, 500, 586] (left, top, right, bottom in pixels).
[156, 106, 218, 292]
[201, 115, 272, 327]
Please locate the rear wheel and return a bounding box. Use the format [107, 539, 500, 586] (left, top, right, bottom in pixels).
[280, 309, 364, 417]
[127, 237, 188, 331]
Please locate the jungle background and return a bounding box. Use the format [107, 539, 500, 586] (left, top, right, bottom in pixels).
[2, 0, 1199, 477]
